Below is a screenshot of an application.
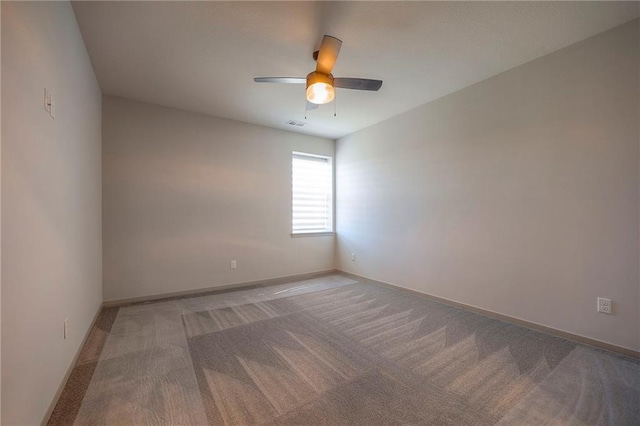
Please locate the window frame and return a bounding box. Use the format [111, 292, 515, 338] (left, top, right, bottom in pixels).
[291, 151, 335, 237]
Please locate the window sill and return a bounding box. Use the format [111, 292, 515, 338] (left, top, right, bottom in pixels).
[291, 231, 336, 238]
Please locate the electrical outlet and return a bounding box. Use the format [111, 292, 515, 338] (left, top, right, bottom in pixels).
[43, 88, 55, 118]
[64, 318, 68, 339]
[351, 253, 356, 261]
[597, 297, 612, 314]
[44, 88, 51, 114]
[230, 260, 237, 269]
[49, 94, 55, 119]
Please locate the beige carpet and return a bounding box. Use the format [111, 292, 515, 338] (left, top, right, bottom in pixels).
[50, 274, 640, 425]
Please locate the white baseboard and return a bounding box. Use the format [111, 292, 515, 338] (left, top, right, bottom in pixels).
[102, 269, 338, 307]
[40, 304, 103, 425]
[339, 270, 640, 360]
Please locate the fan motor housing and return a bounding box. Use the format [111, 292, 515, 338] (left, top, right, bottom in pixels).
[306, 71, 334, 88]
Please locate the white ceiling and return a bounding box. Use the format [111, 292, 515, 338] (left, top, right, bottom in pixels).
[72, 1, 639, 140]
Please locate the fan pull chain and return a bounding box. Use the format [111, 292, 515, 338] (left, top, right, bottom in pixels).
[334, 95, 337, 117]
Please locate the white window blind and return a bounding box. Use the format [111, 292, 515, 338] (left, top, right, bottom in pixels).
[292, 152, 333, 234]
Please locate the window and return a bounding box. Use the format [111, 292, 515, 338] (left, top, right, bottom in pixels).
[292, 152, 333, 235]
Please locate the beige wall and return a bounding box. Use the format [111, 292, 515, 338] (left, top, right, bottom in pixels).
[102, 96, 335, 302]
[637, 18, 640, 356]
[336, 20, 640, 351]
[0, 2, 3, 419]
[1, 2, 102, 424]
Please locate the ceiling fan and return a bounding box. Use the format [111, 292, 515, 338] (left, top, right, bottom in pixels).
[254, 35, 383, 108]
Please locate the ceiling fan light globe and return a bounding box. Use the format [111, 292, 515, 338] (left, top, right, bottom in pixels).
[306, 71, 335, 105]
[306, 82, 335, 105]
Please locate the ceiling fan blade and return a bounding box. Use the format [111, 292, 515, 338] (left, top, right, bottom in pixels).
[334, 78, 383, 91]
[306, 101, 319, 111]
[254, 77, 306, 84]
[316, 35, 342, 75]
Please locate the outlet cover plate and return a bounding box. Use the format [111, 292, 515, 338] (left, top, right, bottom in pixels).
[597, 297, 612, 314]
